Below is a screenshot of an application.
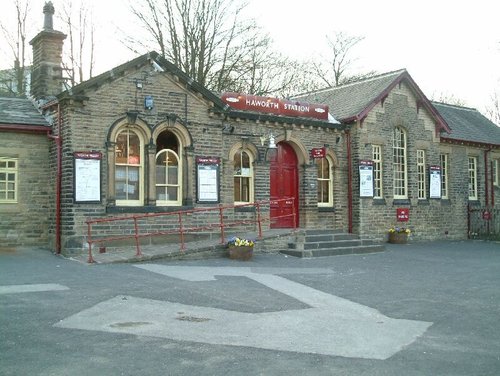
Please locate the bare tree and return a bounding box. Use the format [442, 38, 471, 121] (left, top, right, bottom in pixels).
[431, 92, 467, 107]
[126, 0, 305, 95]
[486, 91, 500, 126]
[0, 0, 30, 96]
[59, 1, 96, 86]
[311, 31, 375, 88]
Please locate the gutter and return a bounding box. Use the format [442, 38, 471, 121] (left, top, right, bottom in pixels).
[346, 129, 353, 233]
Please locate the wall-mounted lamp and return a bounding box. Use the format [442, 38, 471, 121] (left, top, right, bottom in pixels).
[126, 110, 139, 125]
[336, 135, 342, 144]
[260, 133, 277, 149]
[260, 133, 278, 162]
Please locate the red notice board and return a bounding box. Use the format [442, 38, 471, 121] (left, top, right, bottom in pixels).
[396, 208, 410, 222]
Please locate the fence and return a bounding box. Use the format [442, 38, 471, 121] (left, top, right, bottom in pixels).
[85, 198, 295, 263]
[468, 205, 500, 240]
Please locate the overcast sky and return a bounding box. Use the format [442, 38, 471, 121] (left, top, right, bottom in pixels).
[1, 0, 499, 113]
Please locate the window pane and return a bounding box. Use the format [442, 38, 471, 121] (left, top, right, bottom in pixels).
[156, 166, 166, 184]
[241, 151, 250, 169]
[156, 186, 166, 201]
[167, 186, 178, 201]
[318, 181, 329, 203]
[168, 165, 178, 184]
[233, 151, 242, 174]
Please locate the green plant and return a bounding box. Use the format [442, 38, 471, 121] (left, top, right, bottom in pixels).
[227, 236, 254, 247]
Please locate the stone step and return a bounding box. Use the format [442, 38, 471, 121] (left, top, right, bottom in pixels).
[280, 244, 385, 258]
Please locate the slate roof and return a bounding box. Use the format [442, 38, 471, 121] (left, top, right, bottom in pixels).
[293, 69, 450, 133]
[293, 70, 406, 121]
[433, 102, 500, 146]
[0, 96, 49, 127]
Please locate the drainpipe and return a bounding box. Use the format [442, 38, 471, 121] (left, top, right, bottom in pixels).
[46, 103, 62, 254]
[346, 129, 353, 233]
[484, 149, 489, 207]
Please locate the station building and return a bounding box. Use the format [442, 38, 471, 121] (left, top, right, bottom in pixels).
[1, 3, 499, 255]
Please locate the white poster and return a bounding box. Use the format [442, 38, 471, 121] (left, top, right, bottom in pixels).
[359, 161, 374, 197]
[197, 164, 219, 202]
[74, 154, 101, 202]
[429, 166, 441, 198]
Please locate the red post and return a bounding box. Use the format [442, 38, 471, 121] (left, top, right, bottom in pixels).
[87, 221, 94, 263]
[178, 212, 186, 251]
[219, 204, 225, 244]
[133, 216, 142, 256]
[256, 201, 263, 239]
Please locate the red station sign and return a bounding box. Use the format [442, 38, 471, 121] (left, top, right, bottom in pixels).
[221, 92, 329, 120]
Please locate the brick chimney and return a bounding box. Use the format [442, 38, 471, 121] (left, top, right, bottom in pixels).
[29, 2, 66, 99]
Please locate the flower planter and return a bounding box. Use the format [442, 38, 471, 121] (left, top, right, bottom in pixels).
[228, 245, 253, 260]
[388, 232, 408, 244]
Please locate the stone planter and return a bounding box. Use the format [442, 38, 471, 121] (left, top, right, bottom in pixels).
[228, 245, 253, 260]
[388, 232, 408, 244]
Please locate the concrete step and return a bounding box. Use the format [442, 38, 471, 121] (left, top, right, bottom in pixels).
[281, 231, 384, 258]
[280, 244, 385, 258]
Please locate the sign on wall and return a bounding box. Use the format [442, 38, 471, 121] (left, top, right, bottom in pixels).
[310, 147, 326, 159]
[221, 92, 329, 120]
[196, 157, 220, 203]
[429, 165, 441, 199]
[359, 160, 374, 197]
[396, 208, 410, 222]
[74, 152, 101, 203]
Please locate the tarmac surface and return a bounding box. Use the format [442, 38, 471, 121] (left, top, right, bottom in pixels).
[1, 240, 499, 375]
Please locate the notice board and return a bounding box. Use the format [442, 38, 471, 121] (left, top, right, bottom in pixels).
[429, 165, 441, 199]
[74, 152, 101, 203]
[196, 156, 220, 203]
[359, 160, 374, 197]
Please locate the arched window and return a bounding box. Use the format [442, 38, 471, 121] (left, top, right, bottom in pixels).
[156, 130, 182, 206]
[317, 156, 333, 207]
[233, 150, 253, 203]
[392, 126, 407, 199]
[114, 128, 143, 205]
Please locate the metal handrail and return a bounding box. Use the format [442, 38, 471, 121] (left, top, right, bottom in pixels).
[85, 198, 295, 263]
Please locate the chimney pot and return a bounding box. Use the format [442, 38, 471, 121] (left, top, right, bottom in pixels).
[43, 2, 55, 30]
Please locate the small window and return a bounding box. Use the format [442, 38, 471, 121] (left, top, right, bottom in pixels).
[0, 158, 18, 203]
[233, 150, 253, 203]
[440, 154, 449, 199]
[317, 157, 333, 206]
[468, 156, 478, 200]
[372, 145, 383, 198]
[417, 150, 426, 199]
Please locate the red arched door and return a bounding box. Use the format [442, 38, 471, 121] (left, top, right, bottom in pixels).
[270, 142, 299, 228]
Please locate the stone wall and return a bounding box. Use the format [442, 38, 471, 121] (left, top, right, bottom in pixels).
[0, 132, 52, 248]
[57, 66, 348, 254]
[352, 81, 497, 241]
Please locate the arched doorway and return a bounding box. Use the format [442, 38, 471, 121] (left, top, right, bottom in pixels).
[270, 142, 299, 228]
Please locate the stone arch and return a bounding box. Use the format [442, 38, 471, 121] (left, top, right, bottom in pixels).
[274, 134, 309, 165]
[228, 140, 259, 162]
[152, 119, 192, 148]
[107, 116, 151, 143]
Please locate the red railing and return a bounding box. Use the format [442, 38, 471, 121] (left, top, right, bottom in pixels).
[85, 198, 295, 263]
